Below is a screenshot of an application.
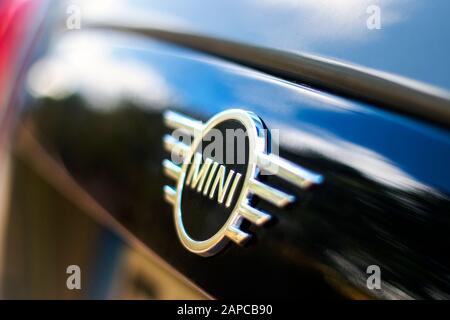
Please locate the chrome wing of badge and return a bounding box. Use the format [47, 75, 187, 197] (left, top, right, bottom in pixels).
[161, 109, 323, 257]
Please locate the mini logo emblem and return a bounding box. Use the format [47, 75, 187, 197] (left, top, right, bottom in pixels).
[162, 109, 323, 257]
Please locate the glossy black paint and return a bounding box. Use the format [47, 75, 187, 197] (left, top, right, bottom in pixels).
[15, 28, 450, 299]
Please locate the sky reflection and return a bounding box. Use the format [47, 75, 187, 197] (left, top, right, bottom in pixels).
[78, 0, 450, 91]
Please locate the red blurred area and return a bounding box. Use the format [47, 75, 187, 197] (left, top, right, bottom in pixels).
[0, 0, 40, 108]
[0, 0, 41, 148]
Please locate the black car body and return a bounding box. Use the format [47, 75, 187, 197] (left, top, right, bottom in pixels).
[1, 0, 450, 300]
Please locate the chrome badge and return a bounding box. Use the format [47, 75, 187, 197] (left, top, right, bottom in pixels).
[162, 109, 323, 257]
